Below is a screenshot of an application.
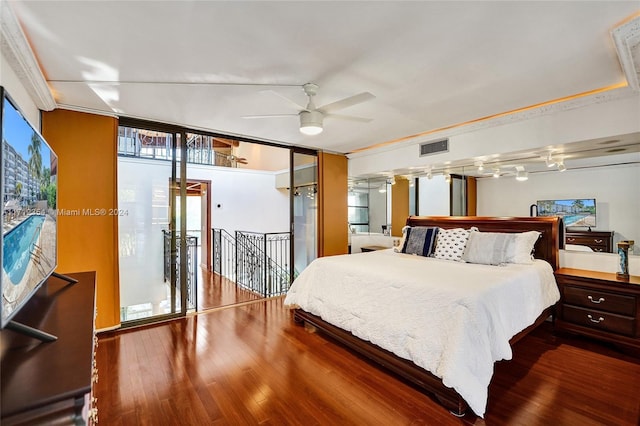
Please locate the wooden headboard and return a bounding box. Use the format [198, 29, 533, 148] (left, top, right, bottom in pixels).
[405, 216, 561, 271]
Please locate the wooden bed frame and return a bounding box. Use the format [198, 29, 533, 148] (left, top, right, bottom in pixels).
[293, 216, 561, 417]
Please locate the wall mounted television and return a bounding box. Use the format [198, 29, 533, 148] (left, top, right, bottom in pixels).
[1, 86, 62, 341]
[536, 198, 596, 228]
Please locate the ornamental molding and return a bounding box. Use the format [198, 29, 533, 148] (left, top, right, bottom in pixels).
[0, 1, 56, 110]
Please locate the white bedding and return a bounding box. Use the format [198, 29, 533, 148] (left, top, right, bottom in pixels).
[283, 249, 560, 417]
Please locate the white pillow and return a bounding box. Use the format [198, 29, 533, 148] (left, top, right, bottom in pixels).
[433, 228, 471, 261]
[462, 230, 541, 265]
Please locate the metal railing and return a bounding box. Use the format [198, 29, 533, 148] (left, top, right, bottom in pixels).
[213, 228, 291, 297]
[117, 127, 238, 168]
[162, 230, 198, 310]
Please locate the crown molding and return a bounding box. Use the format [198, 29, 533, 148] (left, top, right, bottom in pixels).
[612, 15, 640, 91]
[0, 1, 56, 110]
[348, 86, 637, 159]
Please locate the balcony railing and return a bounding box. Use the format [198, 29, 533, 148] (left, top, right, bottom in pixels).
[117, 128, 239, 168]
[213, 228, 291, 297]
[162, 230, 198, 311]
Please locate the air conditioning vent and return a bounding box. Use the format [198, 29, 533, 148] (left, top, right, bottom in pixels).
[419, 139, 449, 157]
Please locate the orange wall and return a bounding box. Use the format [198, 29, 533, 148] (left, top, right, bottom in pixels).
[391, 176, 409, 237]
[42, 110, 120, 329]
[318, 152, 348, 256]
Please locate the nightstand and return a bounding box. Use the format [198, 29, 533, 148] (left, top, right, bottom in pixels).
[554, 268, 640, 354]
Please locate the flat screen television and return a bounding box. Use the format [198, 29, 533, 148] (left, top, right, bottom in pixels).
[1, 86, 59, 339]
[536, 198, 596, 228]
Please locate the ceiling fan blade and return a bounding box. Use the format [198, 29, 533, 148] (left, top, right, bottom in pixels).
[241, 114, 298, 119]
[318, 92, 375, 113]
[262, 89, 307, 111]
[325, 113, 372, 123]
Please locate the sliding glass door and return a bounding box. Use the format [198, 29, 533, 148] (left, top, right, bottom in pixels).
[291, 150, 318, 278]
[117, 121, 188, 325]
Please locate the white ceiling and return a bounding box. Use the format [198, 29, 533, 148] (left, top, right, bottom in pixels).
[8, 1, 639, 156]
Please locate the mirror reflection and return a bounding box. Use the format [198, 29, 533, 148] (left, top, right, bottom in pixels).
[348, 178, 397, 253]
[349, 133, 640, 256]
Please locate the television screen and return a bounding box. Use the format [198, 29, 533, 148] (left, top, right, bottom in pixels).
[1, 87, 58, 328]
[536, 198, 596, 228]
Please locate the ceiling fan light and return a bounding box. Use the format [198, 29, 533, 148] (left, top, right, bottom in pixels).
[299, 110, 323, 135]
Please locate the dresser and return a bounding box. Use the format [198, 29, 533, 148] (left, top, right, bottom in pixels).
[565, 230, 614, 253]
[554, 268, 640, 354]
[1, 272, 97, 425]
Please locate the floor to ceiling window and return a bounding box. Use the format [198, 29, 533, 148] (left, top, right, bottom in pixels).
[117, 119, 318, 325]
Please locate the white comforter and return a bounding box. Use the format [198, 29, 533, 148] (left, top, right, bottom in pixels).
[283, 249, 560, 417]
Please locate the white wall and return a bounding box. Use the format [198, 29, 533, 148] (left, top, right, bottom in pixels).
[187, 162, 289, 234]
[0, 50, 40, 129]
[117, 157, 289, 307]
[418, 175, 449, 215]
[477, 163, 640, 250]
[349, 92, 640, 177]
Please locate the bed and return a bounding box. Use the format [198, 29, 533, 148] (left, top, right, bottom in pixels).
[284, 216, 561, 417]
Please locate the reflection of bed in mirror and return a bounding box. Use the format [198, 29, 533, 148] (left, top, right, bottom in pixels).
[286, 216, 561, 417]
[348, 232, 396, 253]
[565, 230, 614, 253]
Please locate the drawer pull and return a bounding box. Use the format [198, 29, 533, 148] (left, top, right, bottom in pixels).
[594, 239, 603, 243]
[567, 238, 575, 242]
[587, 296, 605, 304]
[587, 314, 605, 323]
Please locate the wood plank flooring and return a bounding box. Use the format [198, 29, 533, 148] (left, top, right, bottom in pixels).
[197, 269, 262, 311]
[95, 298, 640, 425]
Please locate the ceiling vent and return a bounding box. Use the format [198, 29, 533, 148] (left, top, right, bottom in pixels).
[419, 139, 449, 157]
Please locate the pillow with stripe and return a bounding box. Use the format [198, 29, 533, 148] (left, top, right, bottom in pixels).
[462, 230, 541, 265]
[401, 226, 439, 257]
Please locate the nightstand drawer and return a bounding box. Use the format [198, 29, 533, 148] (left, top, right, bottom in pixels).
[563, 305, 635, 337]
[563, 286, 636, 316]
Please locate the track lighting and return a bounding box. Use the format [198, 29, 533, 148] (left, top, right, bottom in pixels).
[545, 153, 556, 168]
[515, 170, 529, 181]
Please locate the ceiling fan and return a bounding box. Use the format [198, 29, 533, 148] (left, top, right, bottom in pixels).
[228, 154, 248, 165]
[242, 83, 375, 135]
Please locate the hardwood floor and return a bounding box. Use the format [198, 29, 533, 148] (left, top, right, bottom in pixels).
[197, 269, 262, 311]
[95, 298, 640, 425]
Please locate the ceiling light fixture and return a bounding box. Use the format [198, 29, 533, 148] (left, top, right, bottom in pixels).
[515, 170, 529, 181]
[299, 110, 323, 135]
[545, 153, 556, 168]
[557, 160, 567, 172]
[493, 168, 500, 178]
[474, 161, 484, 172]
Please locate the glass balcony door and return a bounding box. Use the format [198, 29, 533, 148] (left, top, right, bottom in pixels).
[291, 151, 318, 278]
[117, 122, 188, 325]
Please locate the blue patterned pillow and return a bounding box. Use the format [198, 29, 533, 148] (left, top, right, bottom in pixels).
[401, 226, 439, 257]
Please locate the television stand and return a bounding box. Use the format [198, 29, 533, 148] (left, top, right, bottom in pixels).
[1, 271, 97, 425]
[5, 319, 57, 342]
[51, 271, 79, 284]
